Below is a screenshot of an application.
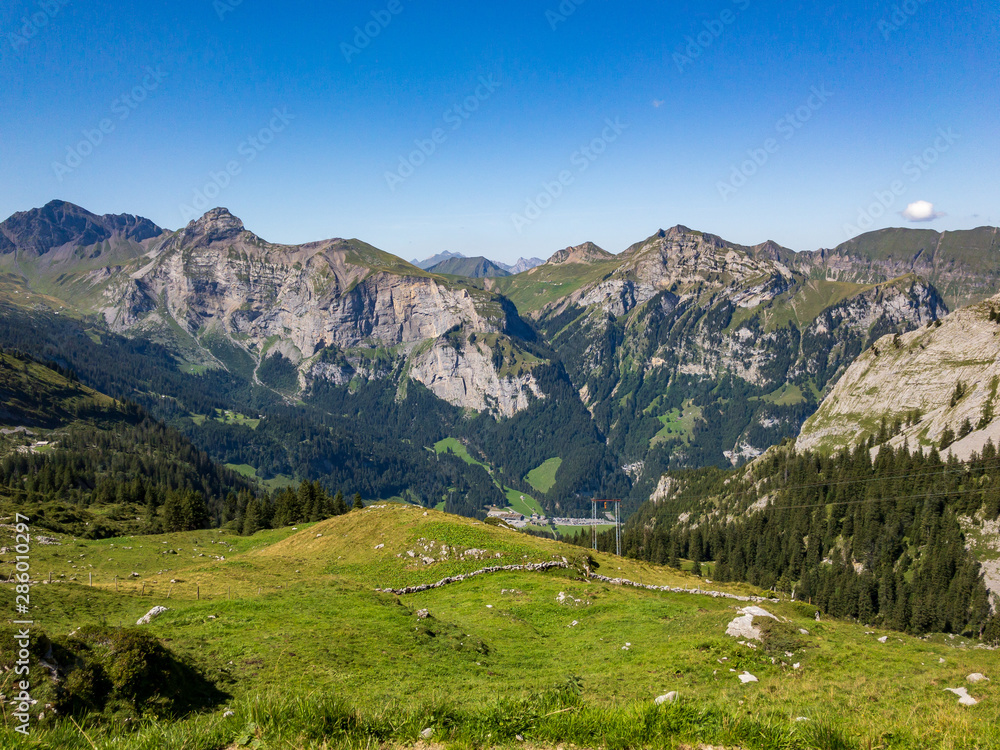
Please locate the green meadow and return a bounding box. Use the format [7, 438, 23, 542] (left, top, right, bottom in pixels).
[1, 505, 998, 749]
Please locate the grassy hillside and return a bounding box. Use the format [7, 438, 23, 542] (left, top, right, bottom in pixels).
[1, 505, 998, 749]
[810, 227, 1000, 309]
[492, 257, 623, 314]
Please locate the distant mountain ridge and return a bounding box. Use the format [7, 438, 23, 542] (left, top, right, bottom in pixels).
[412, 250, 544, 276]
[791, 226, 1000, 309]
[0, 199, 163, 257]
[427, 256, 511, 278]
[411, 250, 465, 270]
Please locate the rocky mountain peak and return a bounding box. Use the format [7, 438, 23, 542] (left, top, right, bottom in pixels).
[750, 239, 795, 264]
[546, 242, 613, 265]
[0, 200, 162, 256]
[179, 208, 248, 245]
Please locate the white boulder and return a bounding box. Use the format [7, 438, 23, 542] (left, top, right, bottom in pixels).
[136, 606, 168, 625]
[945, 687, 978, 706]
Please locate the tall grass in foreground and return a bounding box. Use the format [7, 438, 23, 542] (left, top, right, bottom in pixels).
[1, 686, 974, 750]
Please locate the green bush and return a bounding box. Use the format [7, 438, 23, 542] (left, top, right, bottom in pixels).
[0, 625, 227, 726]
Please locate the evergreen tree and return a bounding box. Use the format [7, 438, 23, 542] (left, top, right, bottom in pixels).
[242, 499, 262, 536]
[162, 492, 185, 532]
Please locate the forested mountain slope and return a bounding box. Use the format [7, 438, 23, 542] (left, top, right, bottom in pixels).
[616, 442, 1000, 639]
[0, 349, 255, 537]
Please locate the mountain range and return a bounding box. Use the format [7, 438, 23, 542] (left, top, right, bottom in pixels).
[1, 199, 998, 517]
[411, 250, 545, 276]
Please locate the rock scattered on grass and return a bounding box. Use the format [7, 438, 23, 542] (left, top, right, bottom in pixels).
[420, 728, 433, 739]
[738, 671, 758, 683]
[967, 673, 989, 683]
[725, 606, 778, 641]
[878, 636, 888, 643]
[944, 687, 978, 706]
[136, 606, 168, 625]
[655, 691, 678, 704]
[416, 609, 430, 619]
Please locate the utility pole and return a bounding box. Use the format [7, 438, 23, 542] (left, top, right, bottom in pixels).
[594, 499, 623, 556]
[591, 499, 597, 551]
[615, 500, 621, 557]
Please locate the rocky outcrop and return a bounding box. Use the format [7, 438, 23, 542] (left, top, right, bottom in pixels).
[408, 336, 544, 418]
[797, 294, 1000, 458]
[92, 209, 545, 417]
[546, 241, 614, 266]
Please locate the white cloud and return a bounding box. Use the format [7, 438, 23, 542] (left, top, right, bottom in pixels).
[900, 200, 945, 222]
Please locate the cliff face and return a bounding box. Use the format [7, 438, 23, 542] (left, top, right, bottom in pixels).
[408, 335, 545, 418]
[97, 209, 544, 418]
[797, 294, 1000, 460]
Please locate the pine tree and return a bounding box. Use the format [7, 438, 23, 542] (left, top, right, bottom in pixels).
[181, 491, 210, 531]
[163, 492, 185, 532]
[352, 493, 364, 510]
[242, 499, 262, 536]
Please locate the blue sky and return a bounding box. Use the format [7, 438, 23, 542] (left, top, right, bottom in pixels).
[1, 0, 996, 263]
